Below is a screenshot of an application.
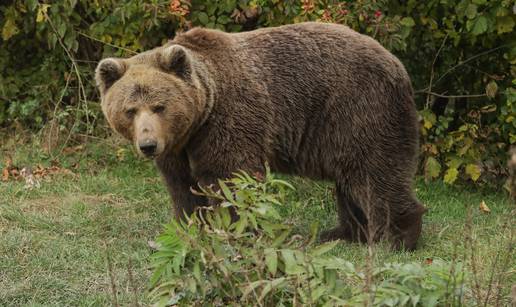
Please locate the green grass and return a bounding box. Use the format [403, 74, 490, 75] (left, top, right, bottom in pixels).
[0, 138, 514, 306]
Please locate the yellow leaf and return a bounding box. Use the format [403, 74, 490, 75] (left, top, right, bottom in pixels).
[465, 164, 481, 181]
[102, 34, 113, 44]
[444, 168, 458, 184]
[116, 148, 127, 161]
[36, 4, 50, 23]
[1, 167, 9, 182]
[485, 81, 498, 98]
[2, 18, 19, 41]
[479, 200, 490, 213]
[424, 119, 433, 130]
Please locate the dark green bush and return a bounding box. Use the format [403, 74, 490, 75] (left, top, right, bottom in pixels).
[1, 0, 514, 185]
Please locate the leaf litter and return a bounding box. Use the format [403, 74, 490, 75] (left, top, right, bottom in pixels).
[1, 157, 74, 189]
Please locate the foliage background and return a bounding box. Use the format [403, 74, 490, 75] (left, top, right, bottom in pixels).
[1, 0, 515, 186]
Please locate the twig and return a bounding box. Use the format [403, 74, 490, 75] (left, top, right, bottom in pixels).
[426, 33, 448, 107]
[77, 31, 138, 55]
[44, 12, 90, 150]
[46, 65, 74, 155]
[415, 91, 487, 99]
[417, 44, 513, 93]
[363, 176, 376, 307]
[465, 208, 482, 305]
[104, 242, 120, 307]
[434, 44, 512, 85]
[127, 258, 140, 307]
[492, 211, 515, 306]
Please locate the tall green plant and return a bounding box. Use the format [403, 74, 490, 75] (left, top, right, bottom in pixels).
[149, 171, 467, 306]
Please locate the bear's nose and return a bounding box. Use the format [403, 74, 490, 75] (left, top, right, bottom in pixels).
[139, 140, 157, 157]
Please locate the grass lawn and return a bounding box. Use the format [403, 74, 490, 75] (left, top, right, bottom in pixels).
[1, 137, 514, 306]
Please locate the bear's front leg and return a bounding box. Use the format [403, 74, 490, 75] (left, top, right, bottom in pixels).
[191, 155, 265, 221]
[155, 152, 206, 221]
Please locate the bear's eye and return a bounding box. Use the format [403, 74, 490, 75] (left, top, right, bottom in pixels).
[125, 108, 137, 118]
[152, 105, 165, 114]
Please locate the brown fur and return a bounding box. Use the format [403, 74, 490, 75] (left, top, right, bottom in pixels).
[95, 22, 426, 251]
[508, 147, 516, 202]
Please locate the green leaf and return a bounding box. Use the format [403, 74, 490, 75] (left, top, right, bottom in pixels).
[193, 261, 201, 281]
[242, 280, 265, 299]
[57, 21, 67, 38]
[400, 17, 415, 27]
[198, 12, 209, 25]
[206, 3, 217, 15]
[443, 168, 459, 184]
[471, 16, 488, 35]
[271, 229, 290, 247]
[324, 269, 337, 289]
[49, 32, 58, 49]
[425, 157, 441, 180]
[307, 221, 319, 246]
[259, 278, 286, 301]
[218, 180, 234, 203]
[465, 164, 481, 181]
[465, 4, 478, 19]
[26, 0, 38, 11]
[264, 248, 278, 276]
[280, 249, 303, 275]
[223, 0, 237, 13]
[217, 15, 231, 25]
[64, 31, 76, 50]
[472, 0, 486, 5]
[310, 241, 338, 257]
[233, 214, 248, 234]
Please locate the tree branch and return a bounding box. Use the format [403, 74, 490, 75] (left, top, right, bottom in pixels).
[415, 90, 487, 99]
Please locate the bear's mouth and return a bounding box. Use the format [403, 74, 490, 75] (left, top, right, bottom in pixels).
[136, 138, 165, 159]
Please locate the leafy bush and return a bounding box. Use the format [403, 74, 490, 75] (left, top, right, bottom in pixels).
[1, 0, 514, 185]
[149, 171, 466, 306]
[390, 0, 516, 185]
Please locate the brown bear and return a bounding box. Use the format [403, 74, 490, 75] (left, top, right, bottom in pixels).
[95, 22, 426, 251]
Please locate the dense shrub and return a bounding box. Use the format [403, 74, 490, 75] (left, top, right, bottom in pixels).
[389, 0, 516, 186]
[1, 0, 514, 185]
[149, 171, 467, 306]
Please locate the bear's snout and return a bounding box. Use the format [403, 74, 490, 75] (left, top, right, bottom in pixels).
[133, 109, 165, 158]
[139, 139, 158, 157]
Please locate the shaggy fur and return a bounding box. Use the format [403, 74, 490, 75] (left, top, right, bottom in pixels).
[508, 147, 516, 202]
[95, 22, 426, 251]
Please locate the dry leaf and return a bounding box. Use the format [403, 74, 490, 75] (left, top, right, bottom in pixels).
[2, 157, 12, 181]
[148, 240, 160, 250]
[62, 145, 84, 154]
[1, 168, 8, 182]
[479, 200, 491, 213]
[424, 257, 433, 265]
[21, 167, 40, 189]
[253, 171, 265, 182]
[0, 160, 73, 183]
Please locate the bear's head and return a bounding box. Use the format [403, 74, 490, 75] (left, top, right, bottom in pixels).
[95, 45, 212, 158]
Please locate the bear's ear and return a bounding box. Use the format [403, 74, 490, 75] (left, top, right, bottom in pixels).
[159, 45, 192, 80]
[95, 58, 126, 94]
